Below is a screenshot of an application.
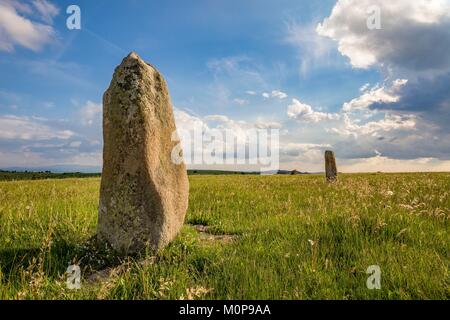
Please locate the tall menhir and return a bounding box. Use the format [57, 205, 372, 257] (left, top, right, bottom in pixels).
[97, 52, 189, 255]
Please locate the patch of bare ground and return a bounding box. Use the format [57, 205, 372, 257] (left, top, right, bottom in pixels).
[191, 224, 239, 244]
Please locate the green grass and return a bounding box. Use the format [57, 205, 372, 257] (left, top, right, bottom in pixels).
[0, 169, 256, 182]
[0, 171, 101, 182]
[0, 173, 448, 300]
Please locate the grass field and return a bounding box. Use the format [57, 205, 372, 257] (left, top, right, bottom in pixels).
[0, 173, 448, 300]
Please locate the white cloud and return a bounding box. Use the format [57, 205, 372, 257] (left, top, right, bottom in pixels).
[331, 113, 416, 138]
[287, 98, 339, 123]
[255, 119, 282, 129]
[31, 0, 59, 24]
[245, 91, 256, 95]
[360, 83, 371, 92]
[339, 155, 450, 173]
[262, 90, 288, 100]
[174, 109, 284, 168]
[317, 0, 450, 73]
[271, 90, 288, 99]
[175, 111, 252, 143]
[203, 114, 232, 124]
[278, 142, 334, 171]
[0, 115, 75, 140]
[0, 0, 57, 52]
[320, 0, 450, 163]
[282, 142, 331, 157]
[80, 101, 102, 126]
[343, 79, 408, 112]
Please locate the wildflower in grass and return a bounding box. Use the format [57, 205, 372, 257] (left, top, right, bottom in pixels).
[180, 286, 212, 300]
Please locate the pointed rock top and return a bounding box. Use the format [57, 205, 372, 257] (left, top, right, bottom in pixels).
[118, 51, 157, 74]
[126, 51, 141, 61]
[109, 52, 165, 99]
[121, 51, 146, 67]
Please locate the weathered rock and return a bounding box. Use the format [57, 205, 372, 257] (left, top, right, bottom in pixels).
[97, 52, 189, 254]
[325, 150, 338, 182]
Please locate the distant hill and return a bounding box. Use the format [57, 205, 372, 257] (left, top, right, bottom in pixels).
[0, 171, 100, 181]
[188, 170, 260, 175]
[1, 165, 101, 174]
[0, 167, 315, 181]
[260, 169, 312, 175]
[276, 170, 309, 175]
[0, 167, 259, 175]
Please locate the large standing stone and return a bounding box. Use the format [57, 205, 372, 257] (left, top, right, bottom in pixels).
[97, 52, 189, 254]
[325, 150, 338, 182]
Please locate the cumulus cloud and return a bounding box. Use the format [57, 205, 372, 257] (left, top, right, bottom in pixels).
[331, 113, 416, 138]
[271, 90, 288, 99]
[343, 79, 408, 112]
[262, 90, 288, 99]
[317, 0, 450, 73]
[369, 73, 450, 129]
[281, 142, 331, 157]
[287, 98, 339, 123]
[0, 0, 58, 52]
[173, 109, 282, 169]
[176, 110, 255, 145]
[0, 97, 106, 168]
[315, 0, 450, 163]
[0, 115, 75, 140]
[277, 141, 336, 172]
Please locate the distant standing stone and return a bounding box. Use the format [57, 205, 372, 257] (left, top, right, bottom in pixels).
[97, 52, 189, 254]
[325, 150, 338, 182]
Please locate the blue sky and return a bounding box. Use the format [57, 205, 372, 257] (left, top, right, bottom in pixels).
[1, 0, 449, 172]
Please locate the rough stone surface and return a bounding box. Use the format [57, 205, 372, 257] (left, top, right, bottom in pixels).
[97, 52, 189, 254]
[325, 150, 338, 182]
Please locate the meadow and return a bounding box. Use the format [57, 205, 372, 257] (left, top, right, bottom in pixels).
[0, 173, 448, 300]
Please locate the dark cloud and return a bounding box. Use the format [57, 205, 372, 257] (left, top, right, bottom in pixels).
[378, 23, 450, 72]
[371, 73, 450, 129]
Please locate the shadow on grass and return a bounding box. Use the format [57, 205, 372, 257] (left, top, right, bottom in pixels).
[0, 227, 222, 289]
[0, 235, 130, 281]
[0, 239, 78, 280]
